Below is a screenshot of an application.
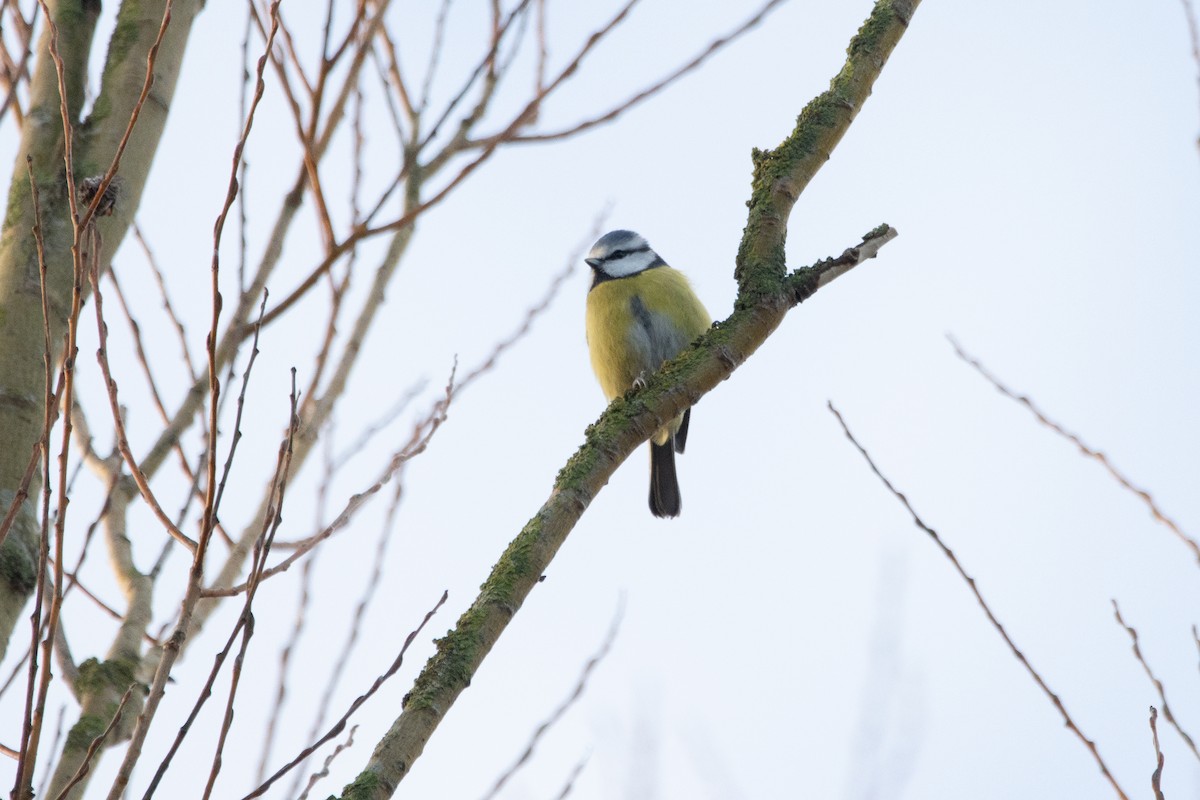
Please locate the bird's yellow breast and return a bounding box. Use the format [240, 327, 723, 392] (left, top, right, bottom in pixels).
[585, 266, 711, 401]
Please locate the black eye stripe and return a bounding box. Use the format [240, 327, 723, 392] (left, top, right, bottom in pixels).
[608, 245, 649, 261]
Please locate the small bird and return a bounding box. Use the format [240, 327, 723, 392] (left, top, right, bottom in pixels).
[584, 230, 712, 518]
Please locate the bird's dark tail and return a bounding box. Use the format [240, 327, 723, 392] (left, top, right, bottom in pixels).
[649, 439, 681, 518]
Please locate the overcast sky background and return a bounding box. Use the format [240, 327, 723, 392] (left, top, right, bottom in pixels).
[3, 1, 1200, 798]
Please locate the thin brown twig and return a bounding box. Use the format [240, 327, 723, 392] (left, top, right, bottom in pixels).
[535, 0, 547, 95]
[0, 0, 36, 124]
[495, 0, 788, 146]
[417, 0, 453, 113]
[199, 0, 283, 551]
[240, 590, 450, 800]
[291, 469, 407, 797]
[257, 0, 635, 331]
[88, 248, 199, 551]
[261, 558, 315, 785]
[141, 375, 300, 800]
[1193, 625, 1200, 678]
[48, 687, 135, 800]
[210, 289, 269, 523]
[105, 256, 169, 424]
[264, 409, 339, 782]
[36, 706, 65, 797]
[1112, 600, 1200, 761]
[552, 755, 589, 800]
[367, 39, 407, 144]
[327, 379, 425, 476]
[266, 5, 313, 99]
[828, 401, 1129, 800]
[1150, 706, 1166, 800]
[13, 40, 84, 784]
[132, 223, 199, 380]
[416, 0, 533, 150]
[949, 334, 1200, 566]
[296, 724, 358, 800]
[202, 374, 300, 800]
[482, 602, 621, 800]
[1180, 0, 1200, 150]
[102, 7, 286, 798]
[107, 266, 198, 465]
[203, 363, 457, 598]
[323, 0, 365, 66]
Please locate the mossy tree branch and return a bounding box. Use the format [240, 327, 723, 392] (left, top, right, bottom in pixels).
[340, 1, 918, 796]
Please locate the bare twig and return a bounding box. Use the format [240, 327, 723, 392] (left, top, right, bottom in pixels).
[482, 603, 621, 800]
[210, 289, 270, 523]
[204, 363, 456, 597]
[496, 0, 788, 146]
[49, 687, 135, 800]
[417, 0, 453, 113]
[141, 377, 300, 800]
[36, 706, 66, 797]
[1112, 600, 1200, 761]
[201, 375, 300, 800]
[103, 8, 285, 798]
[261, 557, 315, 784]
[1180, 0, 1200, 149]
[949, 335, 1200, 566]
[287, 472, 407, 799]
[240, 590, 449, 800]
[1150, 706, 1166, 800]
[828, 401, 1128, 800]
[88, 244, 199, 552]
[326, 379, 426, 475]
[552, 755, 589, 800]
[12, 20, 85, 781]
[296, 725, 358, 800]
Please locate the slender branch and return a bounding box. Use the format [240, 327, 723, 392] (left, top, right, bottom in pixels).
[48, 687, 135, 800]
[204, 364, 456, 598]
[88, 246, 198, 552]
[1150, 707, 1166, 800]
[13, 11, 87, 783]
[241, 591, 449, 800]
[482, 603, 621, 800]
[1180, 0, 1200, 150]
[1112, 600, 1200, 761]
[100, 7, 284, 798]
[492, 0, 788, 146]
[139, 377, 300, 800]
[828, 402, 1128, 800]
[297, 725, 357, 800]
[948, 335, 1200, 566]
[552, 755, 589, 800]
[201, 375, 299, 800]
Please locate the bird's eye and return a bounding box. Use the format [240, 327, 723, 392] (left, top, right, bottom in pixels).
[610, 249, 626, 259]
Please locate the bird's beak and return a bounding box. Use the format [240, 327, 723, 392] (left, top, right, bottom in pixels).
[585, 257, 602, 269]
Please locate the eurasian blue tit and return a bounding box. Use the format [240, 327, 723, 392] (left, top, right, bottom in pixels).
[584, 230, 712, 518]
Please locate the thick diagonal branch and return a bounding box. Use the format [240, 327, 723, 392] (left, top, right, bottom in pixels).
[341, 5, 917, 795]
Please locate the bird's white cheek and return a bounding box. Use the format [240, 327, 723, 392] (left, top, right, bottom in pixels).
[604, 252, 656, 278]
